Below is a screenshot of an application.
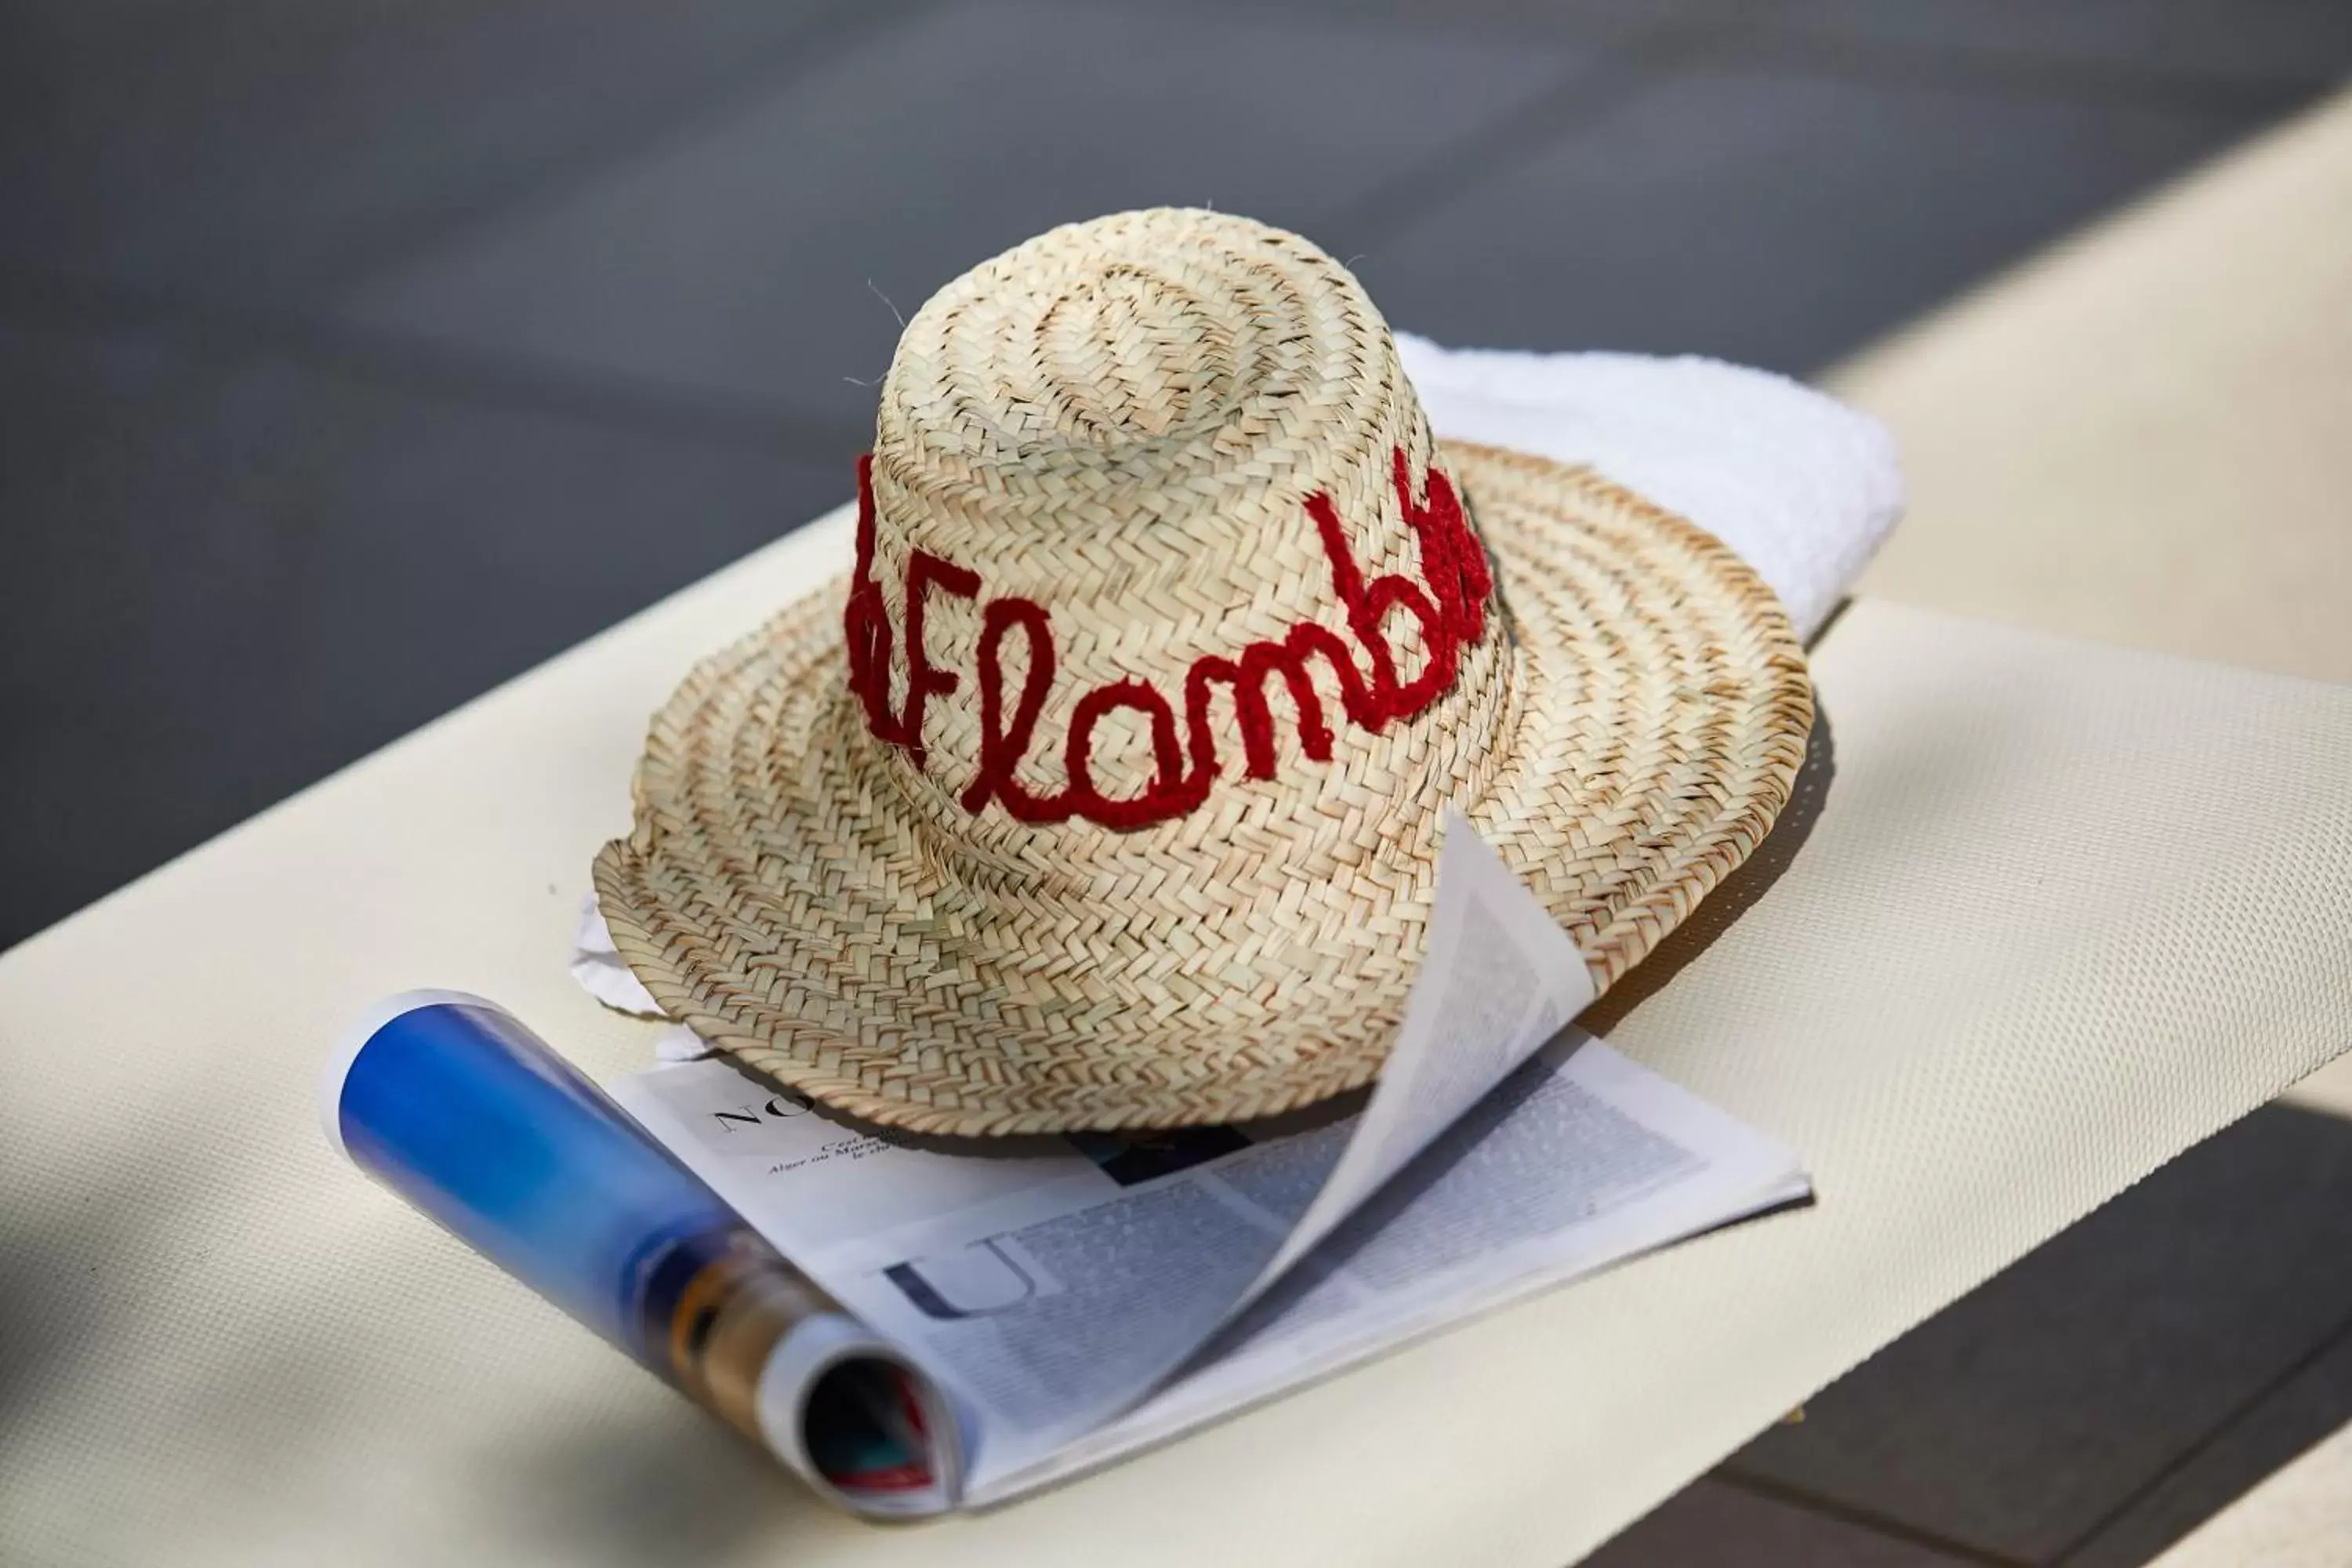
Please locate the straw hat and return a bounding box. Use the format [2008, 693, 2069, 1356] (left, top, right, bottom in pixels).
[595, 209, 1812, 1137]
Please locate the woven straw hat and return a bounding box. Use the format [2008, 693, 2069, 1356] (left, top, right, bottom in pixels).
[595, 208, 1811, 1137]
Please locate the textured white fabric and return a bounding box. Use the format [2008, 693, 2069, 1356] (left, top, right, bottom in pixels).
[1399, 333, 1904, 640]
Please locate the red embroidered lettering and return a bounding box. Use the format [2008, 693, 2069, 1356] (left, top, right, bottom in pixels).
[960, 597, 1067, 822]
[1065, 679, 1188, 829]
[1395, 448, 1490, 646]
[1308, 491, 1453, 712]
[851, 447, 1495, 832]
[844, 455, 904, 744]
[1183, 626, 1360, 786]
[901, 551, 979, 770]
[848, 456, 982, 766]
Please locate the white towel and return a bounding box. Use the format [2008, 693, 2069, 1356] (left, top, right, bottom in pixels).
[1397, 335, 1901, 640]
[579, 340, 1904, 1025]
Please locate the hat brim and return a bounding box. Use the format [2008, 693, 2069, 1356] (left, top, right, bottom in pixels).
[594, 441, 1811, 1135]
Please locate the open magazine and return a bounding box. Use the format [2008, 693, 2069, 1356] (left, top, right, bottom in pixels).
[606, 814, 1810, 1513]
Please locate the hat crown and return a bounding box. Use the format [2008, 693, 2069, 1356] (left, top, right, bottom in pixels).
[850, 209, 1512, 844]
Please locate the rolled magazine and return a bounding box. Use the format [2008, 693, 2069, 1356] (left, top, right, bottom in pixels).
[320, 990, 963, 1517]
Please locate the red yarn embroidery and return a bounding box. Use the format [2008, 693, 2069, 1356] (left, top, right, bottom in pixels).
[851, 448, 1493, 830]
[847, 455, 981, 767]
[960, 597, 1069, 822]
[1066, 678, 1189, 829]
[844, 455, 902, 743]
[901, 551, 979, 769]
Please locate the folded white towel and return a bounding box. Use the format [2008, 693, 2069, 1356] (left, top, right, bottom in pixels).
[579, 341, 1904, 1027]
[1397, 335, 1902, 640]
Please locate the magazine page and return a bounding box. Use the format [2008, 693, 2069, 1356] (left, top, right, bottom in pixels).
[607, 812, 1602, 1490]
[1241, 811, 1598, 1298]
[979, 1033, 1808, 1501]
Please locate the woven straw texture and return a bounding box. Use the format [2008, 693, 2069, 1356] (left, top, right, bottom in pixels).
[594, 210, 1811, 1135]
